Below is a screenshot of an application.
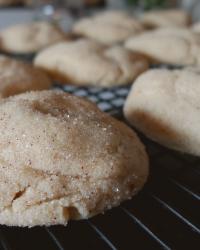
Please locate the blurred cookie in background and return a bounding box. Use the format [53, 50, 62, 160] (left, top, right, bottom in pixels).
[0, 55, 51, 98]
[140, 9, 191, 29]
[125, 27, 200, 66]
[34, 39, 149, 87]
[72, 10, 143, 45]
[0, 21, 67, 54]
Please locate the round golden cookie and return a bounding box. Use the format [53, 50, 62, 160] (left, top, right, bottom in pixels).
[0, 55, 51, 98]
[73, 10, 143, 45]
[0, 21, 66, 54]
[34, 39, 149, 87]
[0, 90, 148, 226]
[124, 68, 200, 156]
[125, 28, 200, 66]
[141, 9, 191, 29]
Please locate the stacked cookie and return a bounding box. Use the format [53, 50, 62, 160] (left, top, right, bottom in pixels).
[1, 8, 200, 227]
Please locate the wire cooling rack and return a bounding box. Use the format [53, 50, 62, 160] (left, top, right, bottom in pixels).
[54, 83, 131, 115]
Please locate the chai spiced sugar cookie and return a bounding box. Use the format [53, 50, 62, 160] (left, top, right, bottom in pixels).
[34, 39, 149, 87]
[125, 28, 200, 66]
[0, 90, 148, 226]
[0, 21, 66, 54]
[0, 55, 51, 98]
[141, 9, 191, 29]
[73, 10, 143, 45]
[124, 68, 200, 155]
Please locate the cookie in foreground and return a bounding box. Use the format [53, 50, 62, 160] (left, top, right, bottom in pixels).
[0, 90, 148, 226]
[124, 68, 200, 156]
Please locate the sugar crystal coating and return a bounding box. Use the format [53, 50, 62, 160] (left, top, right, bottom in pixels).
[0, 90, 148, 226]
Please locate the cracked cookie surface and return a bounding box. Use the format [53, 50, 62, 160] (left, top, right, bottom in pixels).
[0, 90, 148, 226]
[34, 39, 149, 87]
[125, 28, 200, 66]
[124, 68, 200, 155]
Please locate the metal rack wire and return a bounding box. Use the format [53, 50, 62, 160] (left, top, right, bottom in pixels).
[0, 83, 199, 250]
